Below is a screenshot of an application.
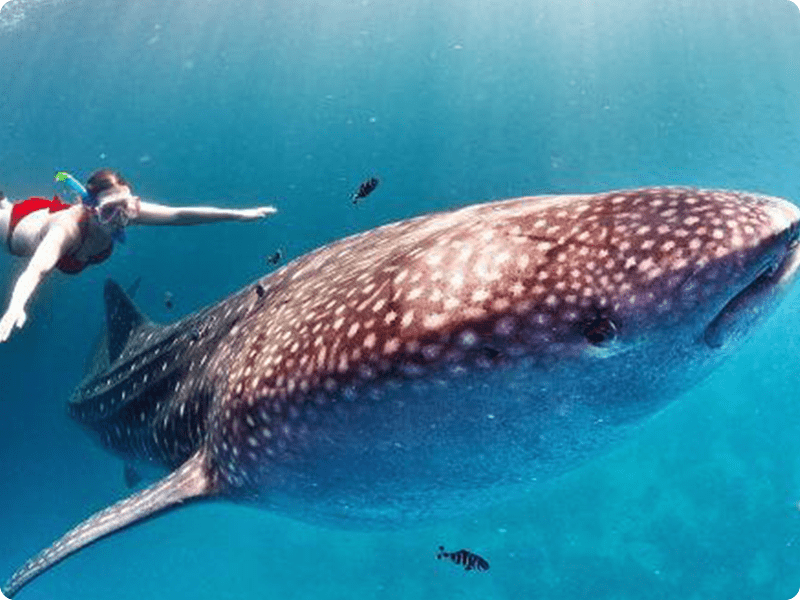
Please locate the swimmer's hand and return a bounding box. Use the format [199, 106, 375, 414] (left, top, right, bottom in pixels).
[236, 206, 278, 221]
[0, 306, 27, 343]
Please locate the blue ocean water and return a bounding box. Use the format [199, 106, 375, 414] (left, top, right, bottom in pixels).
[1, 0, 800, 597]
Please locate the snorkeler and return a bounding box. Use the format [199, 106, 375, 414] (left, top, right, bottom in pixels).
[0, 169, 277, 343]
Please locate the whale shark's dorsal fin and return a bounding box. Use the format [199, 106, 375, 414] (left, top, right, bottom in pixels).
[82, 278, 145, 378]
[104, 279, 149, 363]
[2, 450, 215, 597]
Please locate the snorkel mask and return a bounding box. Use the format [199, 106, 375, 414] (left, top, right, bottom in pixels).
[96, 190, 130, 243]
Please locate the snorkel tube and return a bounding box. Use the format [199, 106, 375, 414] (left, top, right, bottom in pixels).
[54, 170, 126, 243]
[55, 171, 94, 206]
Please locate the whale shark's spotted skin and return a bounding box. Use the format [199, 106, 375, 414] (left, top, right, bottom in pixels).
[4, 188, 800, 596]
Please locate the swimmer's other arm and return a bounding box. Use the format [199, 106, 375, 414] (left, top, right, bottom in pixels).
[0, 225, 75, 343]
[131, 199, 277, 226]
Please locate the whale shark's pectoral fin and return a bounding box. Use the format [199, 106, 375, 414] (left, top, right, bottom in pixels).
[2, 450, 214, 598]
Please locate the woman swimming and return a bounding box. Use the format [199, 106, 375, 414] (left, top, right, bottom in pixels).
[0, 169, 277, 343]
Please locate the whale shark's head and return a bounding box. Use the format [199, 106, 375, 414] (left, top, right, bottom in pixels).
[596, 189, 799, 349]
[471, 187, 800, 424]
[484, 187, 800, 382]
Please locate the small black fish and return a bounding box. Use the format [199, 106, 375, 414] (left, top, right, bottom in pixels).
[266, 249, 283, 265]
[164, 291, 174, 310]
[352, 177, 379, 204]
[437, 546, 490, 572]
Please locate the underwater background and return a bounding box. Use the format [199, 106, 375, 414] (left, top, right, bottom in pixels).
[1, 0, 800, 597]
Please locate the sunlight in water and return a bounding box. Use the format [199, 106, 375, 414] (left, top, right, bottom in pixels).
[0, 0, 63, 32]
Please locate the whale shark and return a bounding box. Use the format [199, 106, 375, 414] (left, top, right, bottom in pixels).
[3, 187, 800, 596]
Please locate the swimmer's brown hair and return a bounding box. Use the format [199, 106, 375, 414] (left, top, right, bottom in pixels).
[86, 170, 131, 199]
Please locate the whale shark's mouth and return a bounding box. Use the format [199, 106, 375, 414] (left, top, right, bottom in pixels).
[703, 236, 800, 349]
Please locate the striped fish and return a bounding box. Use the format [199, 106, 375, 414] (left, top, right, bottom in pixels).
[437, 546, 490, 572]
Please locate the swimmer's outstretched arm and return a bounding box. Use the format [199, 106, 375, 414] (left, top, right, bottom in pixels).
[0, 225, 75, 343]
[131, 199, 277, 226]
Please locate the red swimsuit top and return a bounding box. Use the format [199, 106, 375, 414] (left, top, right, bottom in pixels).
[6, 196, 113, 274]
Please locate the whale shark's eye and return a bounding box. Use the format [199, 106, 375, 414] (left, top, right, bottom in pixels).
[581, 317, 617, 345]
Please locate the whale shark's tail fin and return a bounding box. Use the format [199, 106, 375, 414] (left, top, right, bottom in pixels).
[2, 450, 215, 598]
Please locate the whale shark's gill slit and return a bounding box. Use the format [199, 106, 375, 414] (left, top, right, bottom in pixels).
[70, 336, 187, 424]
[1, 450, 214, 598]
